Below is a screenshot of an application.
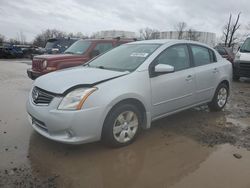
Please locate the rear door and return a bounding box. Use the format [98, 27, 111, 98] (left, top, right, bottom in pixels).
[190, 45, 219, 103]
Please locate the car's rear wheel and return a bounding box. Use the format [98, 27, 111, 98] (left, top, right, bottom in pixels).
[208, 83, 229, 111]
[102, 104, 142, 147]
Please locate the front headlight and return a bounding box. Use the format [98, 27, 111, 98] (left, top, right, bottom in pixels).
[42, 60, 47, 69]
[234, 53, 241, 61]
[58, 87, 97, 110]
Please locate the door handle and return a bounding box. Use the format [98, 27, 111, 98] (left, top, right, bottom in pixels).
[213, 68, 219, 73]
[185, 75, 193, 81]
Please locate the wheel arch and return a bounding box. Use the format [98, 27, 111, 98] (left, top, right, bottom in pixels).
[218, 79, 230, 95]
[101, 97, 149, 139]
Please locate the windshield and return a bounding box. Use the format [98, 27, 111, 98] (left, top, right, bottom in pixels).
[240, 38, 250, 53]
[45, 41, 57, 49]
[88, 44, 160, 72]
[64, 40, 91, 54]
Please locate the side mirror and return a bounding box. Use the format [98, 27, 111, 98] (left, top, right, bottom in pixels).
[154, 64, 175, 73]
[90, 50, 100, 58]
[238, 46, 241, 52]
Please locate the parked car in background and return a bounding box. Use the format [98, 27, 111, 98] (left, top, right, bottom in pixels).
[13, 45, 44, 59]
[0, 45, 23, 58]
[233, 37, 250, 80]
[0, 47, 4, 58]
[43, 37, 79, 54]
[26, 40, 232, 147]
[27, 38, 135, 79]
[214, 45, 235, 63]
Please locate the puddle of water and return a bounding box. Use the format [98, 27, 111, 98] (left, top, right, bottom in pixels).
[28, 132, 213, 188]
[170, 144, 250, 188]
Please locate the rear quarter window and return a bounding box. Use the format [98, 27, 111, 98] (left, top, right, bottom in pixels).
[191, 45, 217, 66]
[94, 43, 113, 54]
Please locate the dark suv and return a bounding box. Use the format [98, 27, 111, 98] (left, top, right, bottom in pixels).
[27, 38, 134, 79]
[43, 37, 79, 54]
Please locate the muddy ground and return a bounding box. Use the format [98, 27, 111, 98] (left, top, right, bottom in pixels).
[1, 60, 250, 188]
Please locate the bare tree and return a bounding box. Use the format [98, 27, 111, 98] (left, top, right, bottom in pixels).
[33, 29, 67, 47]
[68, 32, 88, 39]
[19, 31, 26, 44]
[0, 34, 5, 45]
[33, 29, 89, 47]
[228, 13, 241, 47]
[175, 22, 187, 39]
[186, 29, 200, 41]
[9, 38, 21, 45]
[223, 14, 232, 46]
[139, 27, 159, 40]
[222, 13, 241, 47]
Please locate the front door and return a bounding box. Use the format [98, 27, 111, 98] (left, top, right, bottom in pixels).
[150, 44, 196, 118]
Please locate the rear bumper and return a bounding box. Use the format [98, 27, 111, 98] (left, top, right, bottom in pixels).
[27, 68, 44, 80]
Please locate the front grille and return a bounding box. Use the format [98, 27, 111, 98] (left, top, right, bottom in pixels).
[31, 116, 48, 132]
[32, 87, 55, 105]
[32, 58, 43, 70]
[239, 62, 250, 71]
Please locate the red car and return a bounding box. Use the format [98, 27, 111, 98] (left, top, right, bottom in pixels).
[27, 38, 134, 80]
[214, 46, 235, 63]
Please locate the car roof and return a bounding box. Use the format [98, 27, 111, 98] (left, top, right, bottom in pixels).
[80, 38, 135, 42]
[128, 39, 211, 47]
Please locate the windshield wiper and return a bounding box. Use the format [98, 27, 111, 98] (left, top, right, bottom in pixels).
[89, 65, 106, 69]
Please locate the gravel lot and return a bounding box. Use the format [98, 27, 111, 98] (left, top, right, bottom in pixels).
[1, 59, 250, 188]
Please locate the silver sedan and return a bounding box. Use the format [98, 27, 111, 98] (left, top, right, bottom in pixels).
[26, 40, 232, 147]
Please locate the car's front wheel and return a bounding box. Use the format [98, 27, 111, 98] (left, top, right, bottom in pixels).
[208, 83, 229, 111]
[233, 74, 240, 81]
[102, 104, 142, 147]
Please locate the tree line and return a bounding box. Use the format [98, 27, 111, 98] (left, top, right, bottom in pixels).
[0, 12, 249, 48]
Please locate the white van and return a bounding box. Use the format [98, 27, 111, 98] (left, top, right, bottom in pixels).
[233, 37, 250, 80]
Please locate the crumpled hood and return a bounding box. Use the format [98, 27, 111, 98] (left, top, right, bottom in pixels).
[34, 67, 129, 94]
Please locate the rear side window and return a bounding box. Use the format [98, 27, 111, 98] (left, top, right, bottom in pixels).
[191, 45, 216, 66]
[94, 43, 113, 54]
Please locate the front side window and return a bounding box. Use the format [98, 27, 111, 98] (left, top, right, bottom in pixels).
[88, 44, 160, 72]
[191, 45, 211, 66]
[94, 43, 113, 54]
[155, 45, 190, 71]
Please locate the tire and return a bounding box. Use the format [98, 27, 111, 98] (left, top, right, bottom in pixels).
[208, 83, 229, 112]
[233, 74, 240, 81]
[102, 103, 142, 147]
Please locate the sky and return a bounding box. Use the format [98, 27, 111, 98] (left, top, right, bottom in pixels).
[0, 0, 249, 42]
